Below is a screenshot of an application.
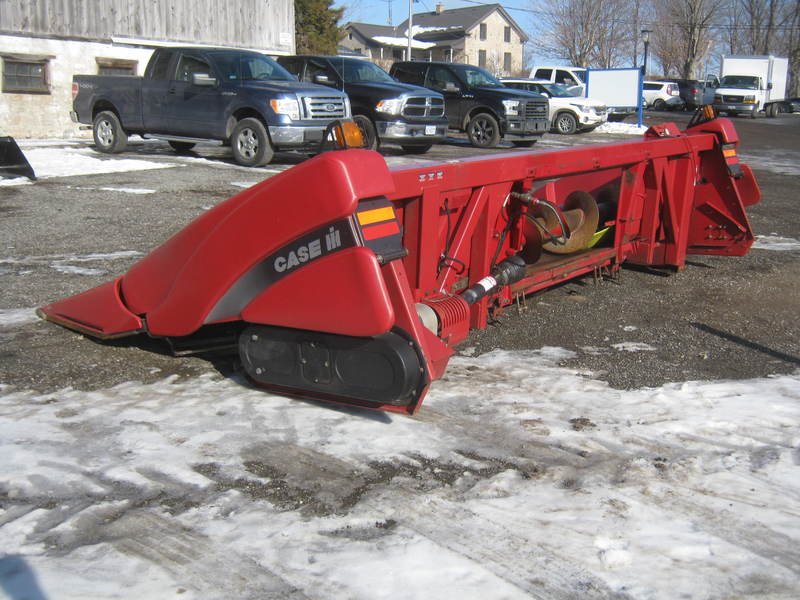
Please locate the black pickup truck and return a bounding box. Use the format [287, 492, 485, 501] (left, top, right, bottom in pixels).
[389, 61, 549, 148]
[277, 56, 448, 154]
[71, 47, 352, 167]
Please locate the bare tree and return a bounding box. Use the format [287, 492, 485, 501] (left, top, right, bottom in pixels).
[531, 0, 631, 67]
[649, 0, 721, 78]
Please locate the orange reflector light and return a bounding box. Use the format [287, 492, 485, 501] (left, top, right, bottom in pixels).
[702, 105, 716, 120]
[723, 148, 737, 158]
[333, 121, 365, 149]
[357, 206, 395, 226]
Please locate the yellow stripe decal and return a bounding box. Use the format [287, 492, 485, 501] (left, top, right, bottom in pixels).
[357, 206, 395, 226]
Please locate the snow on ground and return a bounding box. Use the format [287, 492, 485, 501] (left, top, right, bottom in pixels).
[0, 146, 176, 185]
[595, 122, 649, 135]
[0, 251, 142, 278]
[0, 308, 38, 327]
[752, 235, 800, 251]
[1, 346, 799, 599]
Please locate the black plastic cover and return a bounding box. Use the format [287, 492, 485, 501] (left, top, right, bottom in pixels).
[239, 325, 425, 407]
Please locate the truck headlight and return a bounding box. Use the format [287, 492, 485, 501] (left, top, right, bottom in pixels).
[502, 99, 521, 116]
[743, 95, 756, 104]
[570, 103, 592, 114]
[270, 98, 300, 120]
[376, 98, 404, 115]
[714, 95, 722, 103]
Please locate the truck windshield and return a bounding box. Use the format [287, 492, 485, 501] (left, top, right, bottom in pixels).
[212, 53, 295, 82]
[719, 75, 760, 90]
[542, 83, 575, 97]
[332, 60, 395, 84]
[455, 65, 503, 88]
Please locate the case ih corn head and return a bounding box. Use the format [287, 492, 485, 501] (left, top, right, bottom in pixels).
[40, 114, 760, 414]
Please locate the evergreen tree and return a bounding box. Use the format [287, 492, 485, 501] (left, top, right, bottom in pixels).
[295, 0, 343, 54]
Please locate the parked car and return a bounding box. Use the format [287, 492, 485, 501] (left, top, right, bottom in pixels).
[277, 55, 447, 154]
[781, 97, 800, 113]
[71, 47, 352, 167]
[671, 79, 716, 110]
[389, 61, 549, 148]
[501, 78, 608, 134]
[642, 81, 683, 110]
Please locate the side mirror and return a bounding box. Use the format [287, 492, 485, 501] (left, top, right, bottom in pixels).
[767, 82, 773, 90]
[314, 74, 333, 85]
[192, 73, 217, 87]
[445, 81, 460, 93]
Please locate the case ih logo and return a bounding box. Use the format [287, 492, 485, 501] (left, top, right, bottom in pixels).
[271, 221, 354, 276]
[273, 226, 343, 273]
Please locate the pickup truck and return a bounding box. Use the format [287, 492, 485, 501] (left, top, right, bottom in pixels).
[277, 55, 448, 154]
[71, 47, 352, 167]
[389, 61, 548, 148]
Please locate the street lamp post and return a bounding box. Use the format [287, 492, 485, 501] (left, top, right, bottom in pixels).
[641, 29, 652, 77]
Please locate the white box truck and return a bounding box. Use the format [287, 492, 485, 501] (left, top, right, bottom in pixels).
[712, 55, 788, 118]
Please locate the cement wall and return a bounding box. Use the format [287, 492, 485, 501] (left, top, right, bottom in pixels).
[0, 35, 157, 138]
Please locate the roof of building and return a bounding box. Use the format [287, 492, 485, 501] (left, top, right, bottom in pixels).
[344, 4, 528, 48]
[398, 4, 528, 42]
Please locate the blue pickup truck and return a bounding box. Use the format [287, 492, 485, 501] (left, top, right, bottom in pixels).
[71, 47, 352, 167]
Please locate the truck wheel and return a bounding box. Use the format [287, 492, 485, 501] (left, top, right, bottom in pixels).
[400, 144, 433, 154]
[653, 99, 666, 111]
[467, 113, 500, 148]
[353, 115, 378, 151]
[231, 118, 273, 167]
[168, 141, 196, 153]
[553, 112, 578, 134]
[750, 108, 758, 119]
[766, 103, 778, 118]
[93, 111, 127, 153]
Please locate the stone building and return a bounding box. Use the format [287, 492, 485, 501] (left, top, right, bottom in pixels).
[340, 3, 528, 76]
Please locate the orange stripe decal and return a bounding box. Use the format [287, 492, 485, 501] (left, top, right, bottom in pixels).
[357, 206, 395, 226]
[362, 221, 400, 240]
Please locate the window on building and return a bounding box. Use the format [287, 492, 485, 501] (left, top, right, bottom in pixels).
[479, 23, 487, 40]
[504, 52, 511, 73]
[478, 49, 487, 68]
[2, 56, 50, 93]
[504, 27, 511, 43]
[96, 58, 137, 76]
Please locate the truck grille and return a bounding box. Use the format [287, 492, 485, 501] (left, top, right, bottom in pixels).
[524, 101, 548, 118]
[302, 95, 348, 119]
[402, 96, 445, 118]
[722, 94, 745, 103]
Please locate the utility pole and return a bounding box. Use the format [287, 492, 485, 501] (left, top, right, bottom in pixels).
[407, 0, 413, 61]
[383, 0, 392, 26]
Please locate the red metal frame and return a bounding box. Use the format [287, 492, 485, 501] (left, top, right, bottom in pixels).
[39, 118, 760, 414]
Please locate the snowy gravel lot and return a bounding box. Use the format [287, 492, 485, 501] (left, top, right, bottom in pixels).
[1, 113, 799, 599]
